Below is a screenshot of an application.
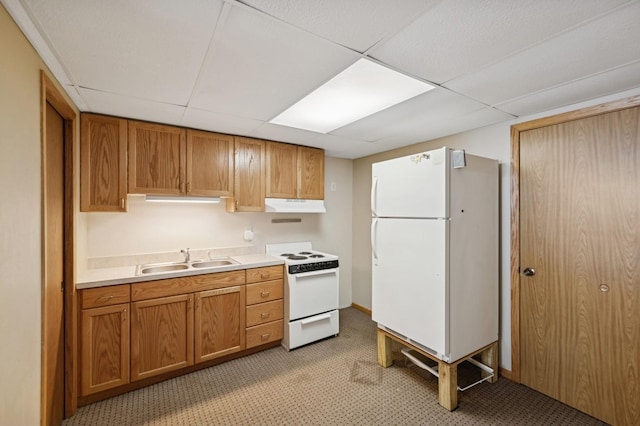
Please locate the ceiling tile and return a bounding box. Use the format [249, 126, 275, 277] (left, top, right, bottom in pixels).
[181, 108, 263, 136]
[305, 134, 381, 159]
[248, 122, 318, 145]
[375, 107, 514, 148]
[370, 0, 628, 84]
[445, 1, 640, 106]
[239, 0, 437, 52]
[189, 5, 359, 121]
[79, 88, 186, 125]
[24, 0, 223, 105]
[332, 88, 487, 142]
[495, 61, 640, 116]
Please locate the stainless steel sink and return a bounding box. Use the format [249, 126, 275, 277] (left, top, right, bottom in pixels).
[138, 263, 189, 274]
[136, 257, 238, 275]
[191, 258, 238, 268]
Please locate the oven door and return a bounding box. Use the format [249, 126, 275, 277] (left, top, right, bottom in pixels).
[287, 268, 339, 320]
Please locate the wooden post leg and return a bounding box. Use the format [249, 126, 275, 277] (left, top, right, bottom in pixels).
[480, 341, 499, 383]
[377, 329, 393, 367]
[438, 361, 458, 411]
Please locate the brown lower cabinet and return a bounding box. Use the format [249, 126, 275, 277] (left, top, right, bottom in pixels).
[80, 303, 130, 395]
[78, 266, 283, 401]
[194, 286, 246, 362]
[130, 294, 194, 381]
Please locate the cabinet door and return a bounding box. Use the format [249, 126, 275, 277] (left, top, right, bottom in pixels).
[81, 303, 129, 395]
[80, 114, 127, 212]
[265, 142, 297, 198]
[186, 130, 234, 197]
[194, 286, 245, 363]
[128, 120, 186, 195]
[228, 137, 265, 212]
[130, 294, 194, 381]
[297, 146, 324, 199]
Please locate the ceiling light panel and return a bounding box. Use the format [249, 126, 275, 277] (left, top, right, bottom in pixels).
[23, 0, 223, 105]
[239, 0, 437, 52]
[270, 59, 434, 133]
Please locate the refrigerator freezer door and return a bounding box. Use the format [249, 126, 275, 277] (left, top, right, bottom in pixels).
[372, 218, 448, 356]
[372, 148, 448, 218]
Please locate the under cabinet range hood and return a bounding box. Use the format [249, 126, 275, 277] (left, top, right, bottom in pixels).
[264, 198, 326, 213]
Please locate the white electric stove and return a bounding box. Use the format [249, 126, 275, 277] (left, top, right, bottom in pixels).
[266, 242, 339, 350]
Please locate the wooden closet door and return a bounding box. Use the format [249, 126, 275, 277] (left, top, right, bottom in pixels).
[519, 107, 640, 426]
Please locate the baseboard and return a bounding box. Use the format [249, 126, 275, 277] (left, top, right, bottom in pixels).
[351, 303, 371, 316]
[499, 367, 513, 381]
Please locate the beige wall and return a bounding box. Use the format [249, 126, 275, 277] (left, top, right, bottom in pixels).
[0, 4, 78, 424]
[80, 156, 354, 307]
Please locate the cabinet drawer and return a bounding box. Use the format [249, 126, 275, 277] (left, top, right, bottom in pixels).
[246, 320, 283, 348]
[81, 285, 130, 309]
[246, 280, 283, 305]
[246, 300, 283, 327]
[131, 270, 245, 301]
[246, 265, 283, 284]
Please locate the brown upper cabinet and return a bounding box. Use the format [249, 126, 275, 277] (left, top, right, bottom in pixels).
[80, 114, 127, 212]
[186, 129, 234, 197]
[128, 120, 186, 195]
[128, 121, 234, 197]
[266, 142, 324, 200]
[265, 142, 297, 198]
[227, 137, 266, 212]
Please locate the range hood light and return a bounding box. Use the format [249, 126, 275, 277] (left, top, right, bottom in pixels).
[145, 195, 221, 204]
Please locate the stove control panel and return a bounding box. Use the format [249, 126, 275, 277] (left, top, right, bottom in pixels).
[288, 260, 339, 275]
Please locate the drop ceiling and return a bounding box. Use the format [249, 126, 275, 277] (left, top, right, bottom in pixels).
[4, 0, 640, 159]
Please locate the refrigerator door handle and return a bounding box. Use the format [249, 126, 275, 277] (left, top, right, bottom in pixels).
[371, 218, 378, 264]
[371, 176, 378, 216]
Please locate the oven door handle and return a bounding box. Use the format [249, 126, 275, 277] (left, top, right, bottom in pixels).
[301, 313, 332, 325]
[291, 269, 338, 279]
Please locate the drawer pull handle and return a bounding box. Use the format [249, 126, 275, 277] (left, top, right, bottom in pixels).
[260, 312, 270, 319]
[260, 273, 269, 279]
[261, 333, 270, 340]
[260, 291, 270, 297]
[97, 295, 115, 301]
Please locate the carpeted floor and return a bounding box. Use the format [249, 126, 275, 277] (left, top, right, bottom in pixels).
[63, 308, 607, 425]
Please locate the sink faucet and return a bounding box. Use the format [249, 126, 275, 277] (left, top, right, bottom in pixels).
[180, 248, 190, 262]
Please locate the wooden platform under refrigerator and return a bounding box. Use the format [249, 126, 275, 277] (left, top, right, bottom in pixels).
[376, 328, 498, 411]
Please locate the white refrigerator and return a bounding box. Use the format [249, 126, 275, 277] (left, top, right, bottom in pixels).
[371, 147, 498, 363]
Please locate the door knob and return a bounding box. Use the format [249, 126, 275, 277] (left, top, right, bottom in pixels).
[523, 267, 536, 276]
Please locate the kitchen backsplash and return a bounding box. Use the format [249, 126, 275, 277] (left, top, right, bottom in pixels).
[86, 244, 263, 269]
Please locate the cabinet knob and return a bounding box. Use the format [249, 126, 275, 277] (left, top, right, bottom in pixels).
[260, 291, 270, 298]
[260, 273, 269, 279]
[261, 312, 270, 319]
[261, 333, 270, 341]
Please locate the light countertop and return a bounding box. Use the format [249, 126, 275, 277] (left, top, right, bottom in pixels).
[77, 253, 284, 290]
